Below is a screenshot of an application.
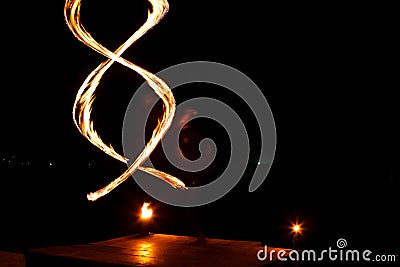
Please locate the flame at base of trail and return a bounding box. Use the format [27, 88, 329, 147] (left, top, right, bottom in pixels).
[140, 202, 153, 219]
[64, 0, 186, 201]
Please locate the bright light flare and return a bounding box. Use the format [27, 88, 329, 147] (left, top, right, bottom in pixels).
[292, 223, 303, 235]
[140, 202, 153, 219]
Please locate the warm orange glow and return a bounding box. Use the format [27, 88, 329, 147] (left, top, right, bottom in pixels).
[292, 223, 303, 235]
[137, 242, 153, 264]
[141, 202, 153, 219]
[64, 0, 187, 201]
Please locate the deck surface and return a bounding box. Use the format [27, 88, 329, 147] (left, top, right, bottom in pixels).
[26, 234, 287, 266]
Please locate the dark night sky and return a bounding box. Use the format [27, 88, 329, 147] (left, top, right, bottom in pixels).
[1, 0, 399, 254]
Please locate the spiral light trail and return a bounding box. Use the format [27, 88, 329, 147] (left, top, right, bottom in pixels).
[64, 0, 186, 201]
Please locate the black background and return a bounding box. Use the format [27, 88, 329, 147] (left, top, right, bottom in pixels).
[1, 0, 399, 257]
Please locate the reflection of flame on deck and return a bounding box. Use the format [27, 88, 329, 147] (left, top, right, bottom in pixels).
[136, 242, 153, 264]
[141, 202, 153, 219]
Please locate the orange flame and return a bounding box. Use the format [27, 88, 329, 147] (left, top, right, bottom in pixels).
[64, 0, 186, 201]
[141, 202, 153, 219]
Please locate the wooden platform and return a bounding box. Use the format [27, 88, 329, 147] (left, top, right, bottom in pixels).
[0, 251, 25, 267]
[24, 233, 287, 266]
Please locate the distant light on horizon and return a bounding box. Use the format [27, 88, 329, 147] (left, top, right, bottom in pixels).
[292, 222, 303, 235]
